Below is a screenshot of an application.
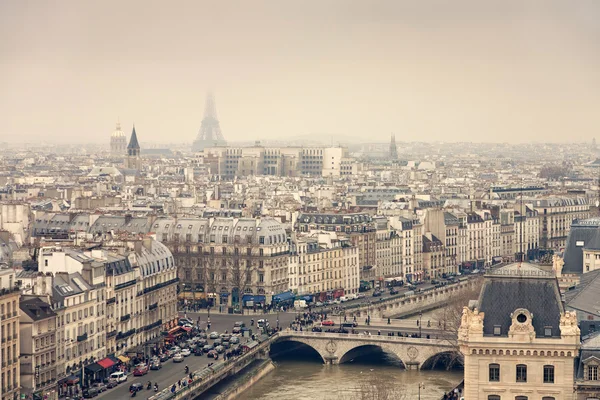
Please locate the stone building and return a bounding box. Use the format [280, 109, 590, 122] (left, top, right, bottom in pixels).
[154, 217, 288, 308]
[459, 262, 580, 400]
[531, 197, 590, 252]
[19, 297, 57, 400]
[289, 232, 359, 298]
[0, 268, 20, 400]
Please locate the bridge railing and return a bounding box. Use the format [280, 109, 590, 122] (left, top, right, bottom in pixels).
[148, 335, 277, 400]
[343, 276, 478, 313]
[280, 329, 451, 346]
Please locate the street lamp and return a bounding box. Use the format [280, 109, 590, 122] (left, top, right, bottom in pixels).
[418, 382, 425, 400]
[418, 312, 422, 338]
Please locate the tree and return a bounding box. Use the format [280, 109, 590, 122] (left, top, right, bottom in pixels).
[429, 276, 483, 368]
[327, 373, 407, 400]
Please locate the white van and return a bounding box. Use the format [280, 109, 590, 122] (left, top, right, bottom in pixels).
[109, 371, 127, 383]
[339, 296, 348, 303]
[294, 300, 308, 310]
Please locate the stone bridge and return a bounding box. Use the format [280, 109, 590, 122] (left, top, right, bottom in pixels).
[345, 277, 481, 319]
[273, 330, 461, 369]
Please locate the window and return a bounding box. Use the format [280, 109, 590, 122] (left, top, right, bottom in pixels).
[516, 364, 527, 382]
[493, 325, 501, 336]
[543, 365, 554, 383]
[488, 396, 501, 400]
[544, 326, 552, 337]
[489, 364, 500, 382]
[588, 365, 599, 381]
[541, 397, 555, 400]
[515, 397, 528, 400]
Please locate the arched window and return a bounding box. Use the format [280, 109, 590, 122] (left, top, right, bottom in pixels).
[489, 363, 500, 382]
[488, 396, 501, 400]
[515, 397, 528, 400]
[541, 397, 555, 400]
[516, 364, 527, 382]
[543, 365, 555, 383]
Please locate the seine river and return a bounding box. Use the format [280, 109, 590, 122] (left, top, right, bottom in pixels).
[244, 350, 463, 400]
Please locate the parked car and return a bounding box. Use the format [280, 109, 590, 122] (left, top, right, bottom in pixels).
[372, 291, 382, 297]
[233, 321, 245, 328]
[207, 350, 219, 359]
[203, 344, 214, 353]
[150, 361, 162, 370]
[389, 288, 399, 295]
[169, 346, 181, 353]
[209, 331, 220, 339]
[106, 380, 118, 389]
[133, 364, 149, 376]
[173, 353, 184, 363]
[232, 326, 242, 334]
[181, 348, 191, 357]
[215, 345, 225, 353]
[230, 336, 240, 344]
[322, 320, 335, 326]
[129, 383, 143, 393]
[92, 382, 107, 393]
[178, 318, 193, 326]
[213, 338, 222, 346]
[109, 371, 127, 383]
[159, 353, 169, 362]
[82, 387, 98, 398]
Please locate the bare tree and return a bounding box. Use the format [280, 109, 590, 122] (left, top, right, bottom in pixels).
[326, 373, 408, 400]
[427, 276, 483, 368]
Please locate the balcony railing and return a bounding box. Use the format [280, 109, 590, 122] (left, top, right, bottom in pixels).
[77, 332, 88, 342]
[106, 297, 116, 305]
[143, 278, 179, 295]
[120, 314, 131, 322]
[116, 329, 135, 340]
[148, 303, 158, 311]
[115, 279, 137, 291]
[107, 330, 117, 338]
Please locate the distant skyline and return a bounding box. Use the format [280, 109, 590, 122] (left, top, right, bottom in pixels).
[1, 0, 599, 144]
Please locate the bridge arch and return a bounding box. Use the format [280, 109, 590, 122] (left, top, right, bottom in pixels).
[270, 337, 326, 364]
[338, 343, 405, 367]
[420, 350, 464, 370]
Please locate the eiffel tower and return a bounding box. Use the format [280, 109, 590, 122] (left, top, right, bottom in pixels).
[192, 92, 227, 152]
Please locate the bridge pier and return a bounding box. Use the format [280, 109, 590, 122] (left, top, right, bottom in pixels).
[324, 355, 339, 365]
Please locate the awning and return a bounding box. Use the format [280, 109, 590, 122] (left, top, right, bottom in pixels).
[117, 355, 130, 363]
[107, 355, 120, 364]
[97, 358, 115, 369]
[273, 291, 294, 302]
[168, 326, 182, 335]
[302, 295, 313, 301]
[85, 363, 103, 373]
[66, 375, 80, 385]
[242, 295, 266, 303]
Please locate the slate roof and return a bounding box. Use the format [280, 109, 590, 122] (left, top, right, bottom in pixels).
[20, 297, 56, 321]
[478, 262, 563, 338]
[565, 269, 600, 317]
[128, 125, 140, 149]
[563, 218, 600, 274]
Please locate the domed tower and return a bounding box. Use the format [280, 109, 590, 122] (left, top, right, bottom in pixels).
[110, 121, 127, 156]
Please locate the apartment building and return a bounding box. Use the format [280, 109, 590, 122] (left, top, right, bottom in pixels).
[19, 297, 57, 400]
[295, 212, 376, 283]
[0, 268, 20, 400]
[373, 216, 403, 279]
[531, 197, 590, 252]
[289, 232, 359, 298]
[154, 217, 287, 308]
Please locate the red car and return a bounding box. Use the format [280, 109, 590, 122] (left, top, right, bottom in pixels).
[132, 364, 149, 376]
[322, 320, 335, 326]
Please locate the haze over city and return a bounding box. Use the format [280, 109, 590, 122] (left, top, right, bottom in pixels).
[1, 0, 599, 144]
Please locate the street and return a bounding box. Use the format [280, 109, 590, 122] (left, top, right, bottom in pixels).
[94, 288, 455, 400]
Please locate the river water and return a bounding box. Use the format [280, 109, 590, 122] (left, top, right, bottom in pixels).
[244, 350, 463, 400]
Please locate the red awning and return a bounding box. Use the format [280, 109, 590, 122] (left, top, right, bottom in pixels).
[97, 358, 115, 369]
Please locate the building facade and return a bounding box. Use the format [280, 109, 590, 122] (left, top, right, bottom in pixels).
[0, 268, 20, 400]
[459, 263, 580, 400]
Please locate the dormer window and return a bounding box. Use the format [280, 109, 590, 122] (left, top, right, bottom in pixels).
[588, 365, 599, 381]
[493, 325, 501, 336]
[544, 326, 552, 337]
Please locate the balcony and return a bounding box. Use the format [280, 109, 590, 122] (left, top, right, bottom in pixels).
[106, 297, 116, 305]
[107, 330, 117, 338]
[148, 303, 158, 311]
[116, 329, 135, 340]
[120, 314, 131, 322]
[77, 332, 88, 342]
[115, 279, 137, 291]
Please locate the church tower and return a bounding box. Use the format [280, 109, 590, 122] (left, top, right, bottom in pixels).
[110, 121, 127, 156]
[126, 125, 141, 170]
[389, 133, 398, 160]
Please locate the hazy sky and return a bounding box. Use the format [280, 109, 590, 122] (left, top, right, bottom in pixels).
[1, 0, 599, 144]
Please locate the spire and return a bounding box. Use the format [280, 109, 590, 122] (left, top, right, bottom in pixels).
[128, 124, 140, 150]
[389, 133, 398, 160]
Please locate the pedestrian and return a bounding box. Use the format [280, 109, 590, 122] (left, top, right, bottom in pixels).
[378, 330, 381, 335]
